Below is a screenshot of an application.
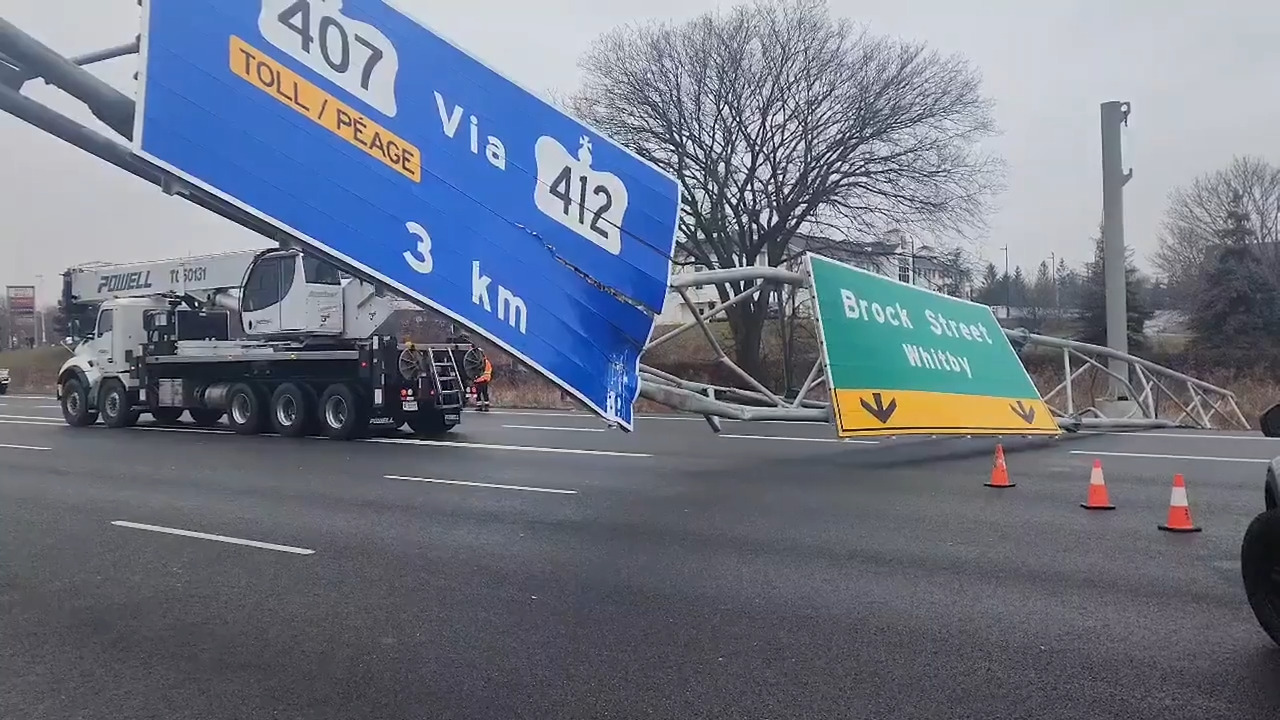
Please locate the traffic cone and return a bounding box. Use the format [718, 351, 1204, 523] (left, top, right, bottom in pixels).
[985, 444, 1015, 488]
[1080, 459, 1116, 510]
[1158, 474, 1202, 533]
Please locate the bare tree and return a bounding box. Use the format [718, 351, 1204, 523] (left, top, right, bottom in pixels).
[1154, 155, 1280, 305]
[569, 0, 1003, 377]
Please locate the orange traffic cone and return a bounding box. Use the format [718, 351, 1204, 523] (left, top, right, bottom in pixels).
[985, 444, 1015, 488]
[1080, 459, 1116, 510]
[1158, 474, 1202, 533]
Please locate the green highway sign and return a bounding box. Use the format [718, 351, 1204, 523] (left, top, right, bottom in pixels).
[805, 252, 1059, 436]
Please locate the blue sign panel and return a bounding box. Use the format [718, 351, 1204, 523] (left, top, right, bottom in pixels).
[133, 0, 681, 430]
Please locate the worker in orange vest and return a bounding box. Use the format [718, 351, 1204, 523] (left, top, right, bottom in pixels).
[473, 356, 493, 411]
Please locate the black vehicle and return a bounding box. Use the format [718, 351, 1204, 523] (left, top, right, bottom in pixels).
[1241, 456, 1280, 647]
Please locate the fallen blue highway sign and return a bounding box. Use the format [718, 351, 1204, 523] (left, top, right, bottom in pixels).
[133, 0, 682, 429]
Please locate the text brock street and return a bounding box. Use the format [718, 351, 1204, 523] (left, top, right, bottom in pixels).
[840, 288, 997, 381]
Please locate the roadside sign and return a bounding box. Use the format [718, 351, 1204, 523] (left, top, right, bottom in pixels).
[805, 253, 1059, 437]
[132, 0, 682, 430]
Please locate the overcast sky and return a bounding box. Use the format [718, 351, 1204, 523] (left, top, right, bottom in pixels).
[2, 0, 1277, 305]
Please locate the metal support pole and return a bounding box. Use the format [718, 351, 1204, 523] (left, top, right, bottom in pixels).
[1100, 101, 1133, 398]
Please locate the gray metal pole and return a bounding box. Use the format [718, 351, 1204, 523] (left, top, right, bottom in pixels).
[1100, 101, 1133, 398]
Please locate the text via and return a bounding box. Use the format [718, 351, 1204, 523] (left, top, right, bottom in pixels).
[472, 261, 527, 334]
[230, 36, 421, 182]
[435, 92, 507, 171]
[258, 0, 400, 117]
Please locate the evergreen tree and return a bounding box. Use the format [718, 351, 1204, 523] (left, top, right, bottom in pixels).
[1076, 232, 1153, 350]
[975, 262, 1000, 305]
[1189, 198, 1280, 349]
[1055, 258, 1081, 311]
[1010, 266, 1028, 307]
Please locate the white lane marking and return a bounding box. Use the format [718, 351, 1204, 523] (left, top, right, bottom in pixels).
[0, 404, 64, 409]
[0, 419, 62, 426]
[385, 474, 577, 494]
[717, 433, 878, 445]
[1069, 450, 1271, 463]
[0, 442, 51, 451]
[364, 437, 650, 457]
[1081, 431, 1269, 441]
[502, 424, 607, 433]
[110, 521, 315, 555]
[5, 420, 645, 453]
[482, 410, 829, 425]
[0, 414, 64, 421]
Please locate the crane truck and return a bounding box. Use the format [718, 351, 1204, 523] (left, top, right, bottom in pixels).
[56, 246, 484, 440]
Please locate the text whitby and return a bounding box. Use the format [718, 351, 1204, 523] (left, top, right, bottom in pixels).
[839, 288, 997, 381]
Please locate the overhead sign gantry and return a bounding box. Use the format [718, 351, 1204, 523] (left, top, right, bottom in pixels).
[131, 0, 682, 430]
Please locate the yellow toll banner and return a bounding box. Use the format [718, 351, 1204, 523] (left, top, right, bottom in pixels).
[229, 35, 421, 183]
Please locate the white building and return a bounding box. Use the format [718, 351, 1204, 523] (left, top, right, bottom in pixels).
[656, 229, 971, 325]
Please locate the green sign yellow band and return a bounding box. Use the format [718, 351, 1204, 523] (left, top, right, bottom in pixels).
[806, 252, 1060, 439]
[831, 388, 1059, 436]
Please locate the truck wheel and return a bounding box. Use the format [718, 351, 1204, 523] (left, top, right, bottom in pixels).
[189, 408, 224, 427]
[407, 410, 452, 437]
[0, 384, 7, 395]
[60, 377, 98, 427]
[151, 407, 185, 424]
[1242, 508, 1280, 647]
[318, 383, 368, 440]
[99, 380, 138, 429]
[226, 383, 265, 435]
[270, 383, 314, 438]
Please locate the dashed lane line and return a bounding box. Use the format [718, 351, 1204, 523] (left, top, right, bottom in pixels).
[110, 521, 315, 555]
[385, 475, 578, 494]
[1069, 450, 1271, 463]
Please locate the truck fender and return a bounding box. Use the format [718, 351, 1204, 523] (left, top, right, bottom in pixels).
[57, 365, 98, 409]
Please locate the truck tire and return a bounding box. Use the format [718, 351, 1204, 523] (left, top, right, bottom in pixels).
[270, 382, 314, 438]
[226, 382, 266, 435]
[189, 408, 224, 427]
[151, 407, 185, 424]
[318, 383, 368, 440]
[1241, 508, 1280, 647]
[0, 384, 7, 395]
[99, 379, 138, 429]
[60, 377, 98, 427]
[407, 410, 452, 437]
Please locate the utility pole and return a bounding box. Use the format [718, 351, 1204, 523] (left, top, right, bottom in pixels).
[1101, 101, 1133, 398]
[1049, 252, 1059, 314]
[1000, 245, 1010, 317]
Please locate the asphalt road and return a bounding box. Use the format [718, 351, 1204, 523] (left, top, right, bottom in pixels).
[1, 393, 1278, 719]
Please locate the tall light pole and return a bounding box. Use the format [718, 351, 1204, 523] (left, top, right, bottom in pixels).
[1000, 245, 1010, 315]
[1048, 252, 1059, 314]
[34, 273, 44, 345]
[1101, 101, 1133, 398]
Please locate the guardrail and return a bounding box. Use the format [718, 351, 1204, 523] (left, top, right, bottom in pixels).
[639, 267, 1251, 433]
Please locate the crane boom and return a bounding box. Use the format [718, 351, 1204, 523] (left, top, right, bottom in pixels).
[64, 248, 271, 304]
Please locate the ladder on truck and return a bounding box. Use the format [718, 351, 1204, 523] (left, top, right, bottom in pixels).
[428, 346, 465, 408]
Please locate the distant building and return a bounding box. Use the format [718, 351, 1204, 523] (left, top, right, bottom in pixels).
[657, 229, 971, 325]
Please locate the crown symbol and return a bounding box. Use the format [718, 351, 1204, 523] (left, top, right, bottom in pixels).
[532, 133, 630, 255]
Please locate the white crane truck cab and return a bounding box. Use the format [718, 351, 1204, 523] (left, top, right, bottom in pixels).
[56, 296, 168, 426]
